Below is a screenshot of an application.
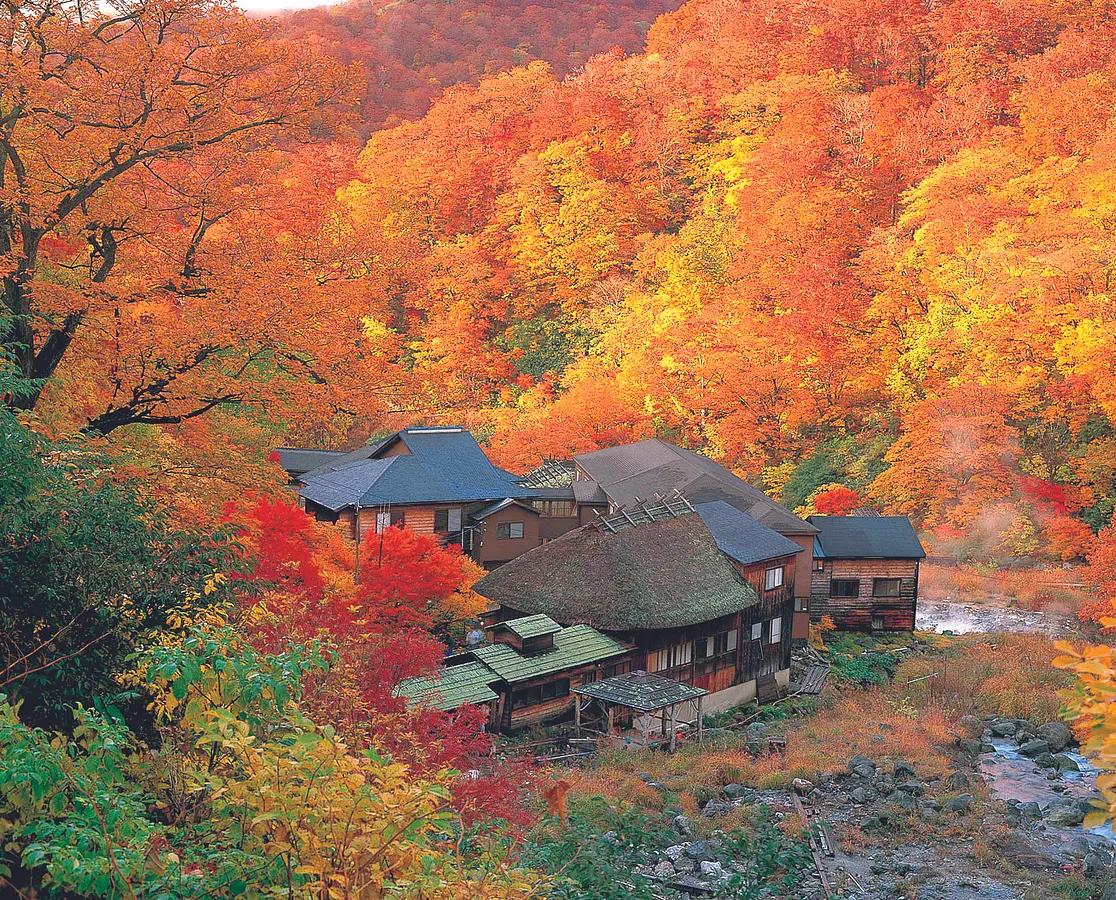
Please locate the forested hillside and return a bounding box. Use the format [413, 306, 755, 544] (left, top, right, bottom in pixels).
[332, 0, 1116, 558]
[279, 0, 685, 130]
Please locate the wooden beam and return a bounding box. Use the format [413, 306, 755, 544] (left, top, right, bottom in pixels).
[697, 695, 704, 744]
[669, 704, 677, 752]
[574, 694, 582, 737]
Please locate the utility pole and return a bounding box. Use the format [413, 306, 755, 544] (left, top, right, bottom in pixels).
[354, 501, 361, 585]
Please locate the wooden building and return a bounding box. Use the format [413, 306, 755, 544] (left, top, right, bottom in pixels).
[807, 515, 926, 632]
[395, 614, 626, 731]
[475, 497, 802, 714]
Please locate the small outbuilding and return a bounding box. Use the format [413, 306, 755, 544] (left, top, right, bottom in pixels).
[573, 670, 706, 751]
[807, 515, 926, 632]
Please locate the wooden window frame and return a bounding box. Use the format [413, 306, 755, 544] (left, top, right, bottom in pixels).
[496, 521, 525, 540]
[830, 578, 860, 599]
[764, 566, 785, 591]
[872, 578, 901, 598]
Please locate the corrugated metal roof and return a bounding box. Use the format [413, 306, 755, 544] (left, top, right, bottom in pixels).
[573, 440, 816, 534]
[574, 670, 707, 712]
[808, 515, 926, 559]
[502, 614, 561, 639]
[298, 427, 534, 508]
[394, 661, 499, 711]
[471, 625, 625, 683]
[695, 500, 805, 567]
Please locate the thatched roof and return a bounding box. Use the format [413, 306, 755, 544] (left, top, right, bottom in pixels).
[474, 512, 758, 631]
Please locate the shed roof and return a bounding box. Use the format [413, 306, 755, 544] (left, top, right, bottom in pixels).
[298, 427, 532, 509]
[695, 501, 805, 567]
[470, 624, 625, 683]
[574, 670, 707, 712]
[474, 512, 759, 631]
[472, 498, 540, 520]
[807, 515, 926, 560]
[499, 613, 562, 639]
[394, 661, 499, 711]
[573, 440, 816, 535]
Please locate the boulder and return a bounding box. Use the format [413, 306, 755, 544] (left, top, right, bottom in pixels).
[723, 783, 748, 800]
[1045, 799, 1086, 827]
[849, 787, 871, 805]
[849, 754, 878, 778]
[699, 860, 727, 880]
[652, 861, 676, 879]
[1018, 739, 1051, 758]
[946, 794, 973, 813]
[990, 721, 1017, 737]
[947, 771, 970, 791]
[1054, 754, 1082, 773]
[684, 840, 710, 861]
[672, 815, 693, 838]
[792, 778, 815, 796]
[664, 844, 685, 861]
[897, 780, 925, 796]
[893, 760, 916, 779]
[1034, 752, 1057, 769]
[1017, 801, 1042, 819]
[922, 799, 943, 811]
[959, 715, 981, 728]
[1037, 722, 1073, 753]
[959, 738, 982, 754]
[646, 781, 667, 792]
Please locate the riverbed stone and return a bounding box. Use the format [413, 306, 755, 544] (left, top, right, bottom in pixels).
[1054, 754, 1081, 772]
[701, 799, 731, 817]
[699, 860, 727, 880]
[849, 754, 878, 778]
[1045, 798, 1086, 826]
[947, 771, 970, 790]
[849, 787, 871, 805]
[723, 783, 748, 800]
[1037, 722, 1073, 753]
[894, 760, 916, 778]
[1019, 739, 1051, 758]
[684, 840, 710, 861]
[991, 721, 1017, 737]
[673, 815, 693, 838]
[1035, 752, 1057, 769]
[897, 780, 925, 795]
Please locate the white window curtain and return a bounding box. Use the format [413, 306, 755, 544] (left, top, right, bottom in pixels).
[770, 616, 782, 645]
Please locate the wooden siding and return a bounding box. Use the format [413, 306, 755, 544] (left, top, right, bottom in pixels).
[496, 664, 604, 730]
[810, 559, 920, 631]
[474, 506, 541, 566]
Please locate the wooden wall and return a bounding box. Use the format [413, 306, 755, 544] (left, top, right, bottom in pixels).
[473, 506, 541, 566]
[810, 558, 919, 631]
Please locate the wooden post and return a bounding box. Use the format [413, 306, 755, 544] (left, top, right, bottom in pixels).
[606, 704, 614, 737]
[697, 696, 704, 744]
[669, 704, 677, 752]
[640, 710, 649, 748]
[574, 694, 582, 737]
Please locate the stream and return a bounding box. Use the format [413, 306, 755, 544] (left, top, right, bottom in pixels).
[980, 738, 1116, 855]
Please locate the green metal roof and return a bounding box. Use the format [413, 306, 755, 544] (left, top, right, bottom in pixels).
[574, 670, 707, 712]
[394, 661, 499, 711]
[502, 614, 562, 640]
[472, 625, 626, 684]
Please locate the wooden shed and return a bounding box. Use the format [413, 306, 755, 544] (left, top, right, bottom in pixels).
[807, 515, 926, 632]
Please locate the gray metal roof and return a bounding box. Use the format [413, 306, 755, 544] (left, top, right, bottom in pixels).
[572, 480, 608, 504]
[274, 447, 345, 475]
[574, 670, 706, 712]
[472, 498, 539, 520]
[298, 427, 535, 509]
[695, 500, 806, 567]
[807, 515, 926, 560]
[573, 440, 816, 534]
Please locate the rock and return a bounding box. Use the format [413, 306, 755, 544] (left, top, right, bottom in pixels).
[946, 794, 973, 813]
[672, 815, 693, 838]
[1037, 722, 1073, 753]
[849, 787, 871, 805]
[646, 781, 667, 792]
[792, 778, 814, 796]
[1034, 752, 1057, 769]
[1086, 852, 1109, 876]
[601, 831, 619, 845]
[637, 771, 653, 782]
[990, 721, 1017, 737]
[664, 844, 685, 861]
[652, 861, 676, 879]
[959, 738, 982, 754]
[920, 806, 939, 821]
[1018, 739, 1051, 758]
[849, 754, 878, 778]
[671, 858, 695, 874]
[893, 760, 916, 779]
[922, 799, 943, 811]
[699, 860, 727, 880]
[1017, 801, 1042, 819]
[1101, 884, 1116, 900]
[684, 840, 710, 861]
[897, 780, 925, 796]
[960, 715, 981, 728]
[947, 771, 970, 791]
[723, 783, 748, 800]
[1045, 799, 1086, 827]
[701, 799, 731, 817]
[1054, 754, 1081, 772]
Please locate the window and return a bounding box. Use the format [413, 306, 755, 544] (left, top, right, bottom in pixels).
[814, 559, 824, 571]
[872, 615, 885, 631]
[831, 578, 859, 598]
[375, 511, 391, 534]
[770, 616, 782, 645]
[647, 642, 693, 672]
[795, 597, 808, 613]
[697, 630, 738, 659]
[764, 566, 785, 591]
[496, 521, 525, 540]
[433, 508, 462, 533]
[510, 679, 569, 709]
[751, 622, 762, 641]
[873, 578, 901, 598]
[533, 499, 576, 517]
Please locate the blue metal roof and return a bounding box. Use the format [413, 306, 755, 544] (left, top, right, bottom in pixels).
[695, 500, 806, 567]
[807, 515, 926, 560]
[298, 428, 533, 509]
